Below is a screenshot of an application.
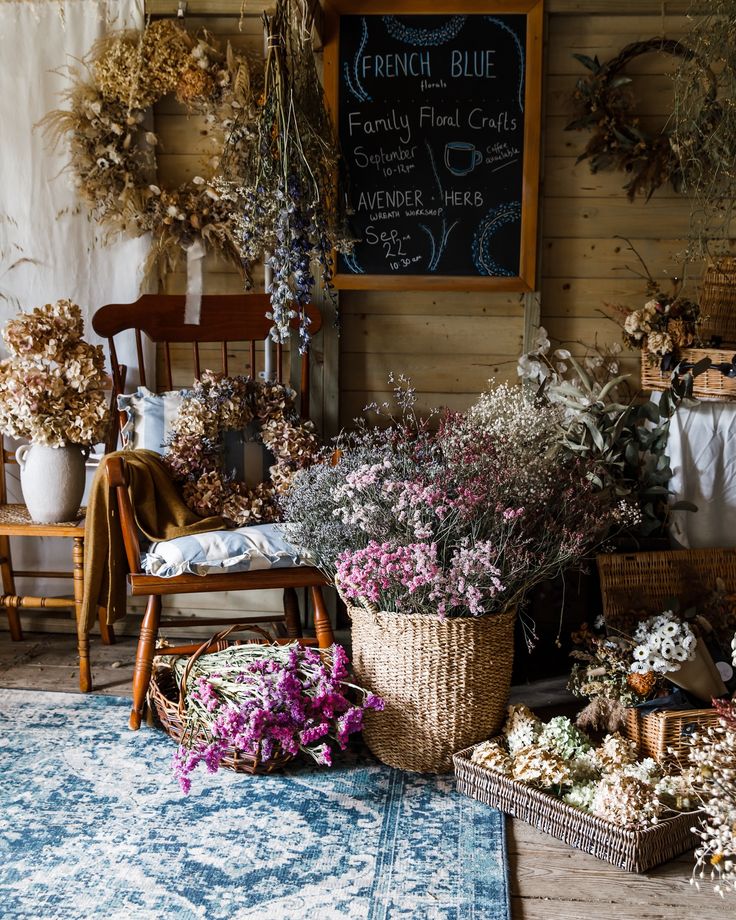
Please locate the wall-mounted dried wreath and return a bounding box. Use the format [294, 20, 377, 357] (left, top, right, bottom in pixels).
[567, 38, 720, 200]
[44, 20, 258, 278]
[163, 371, 320, 526]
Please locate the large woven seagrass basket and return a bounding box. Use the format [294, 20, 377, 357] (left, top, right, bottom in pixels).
[349, 604, 516, 773]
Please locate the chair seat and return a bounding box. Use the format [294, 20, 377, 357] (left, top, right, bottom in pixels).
[0, 504, 85, 537]
[142, 523, 312, 578]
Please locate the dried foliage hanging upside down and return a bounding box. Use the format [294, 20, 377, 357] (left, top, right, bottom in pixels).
[42, 20, 259, 280]
[163, 371, 320, 527]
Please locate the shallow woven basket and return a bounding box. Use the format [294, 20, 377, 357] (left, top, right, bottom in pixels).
[349, 605, 516, 773]
[625, 706, 721, 764]
[640, 347, 736, 401]
[453, 743, 698, 873]
[148, 625, 295, 775]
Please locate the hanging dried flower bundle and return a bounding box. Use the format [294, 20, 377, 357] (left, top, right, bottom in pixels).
[42, 20, 258, 280]
[220, 0, 354, 351]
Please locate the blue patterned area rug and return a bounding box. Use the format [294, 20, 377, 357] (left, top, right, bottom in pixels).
[0, 689, 510, 920]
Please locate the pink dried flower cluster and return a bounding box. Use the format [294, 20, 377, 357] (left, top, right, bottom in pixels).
[170, 642, 383, 793]
[0, 300, 109, 447]
[285, 380, 622, 620]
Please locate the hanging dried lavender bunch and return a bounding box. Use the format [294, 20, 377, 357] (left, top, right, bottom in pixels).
[221, 0, 353, 352]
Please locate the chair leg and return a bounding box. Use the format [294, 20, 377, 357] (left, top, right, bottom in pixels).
[283, 587, 303, 639]
[73, 537, 92, 692]
[311, 586, 335, 648]
[130, 594, 161, 731]
[0, 534, 22, 641]
[97, 606, 116, 645]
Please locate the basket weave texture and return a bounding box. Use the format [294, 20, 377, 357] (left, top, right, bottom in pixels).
[349, 605, 516, 773]
[625, 706, 721, 762]
[699, 257, 736, 346]
[597, 548, 736, 762]
[640, 348, 736, 401]
[453, 743, 698, 873]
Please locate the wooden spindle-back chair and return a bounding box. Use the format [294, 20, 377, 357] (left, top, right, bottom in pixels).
[92, 294, 334, 729]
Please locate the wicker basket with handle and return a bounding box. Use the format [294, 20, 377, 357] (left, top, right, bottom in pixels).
[625, 706, 722, 762]
[349, 604, 516, 773]
[453, 742, 698, 873]
[148, 624, 309, 775]
[640, 347, 736, 401]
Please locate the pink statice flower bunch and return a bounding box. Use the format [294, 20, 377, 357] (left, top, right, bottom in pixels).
[168, 641, 383, 793]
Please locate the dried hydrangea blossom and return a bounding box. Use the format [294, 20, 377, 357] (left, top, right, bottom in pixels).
[537, 716, 592, 761]
[503, 704, 543, 756]
[590, 773, 666, 828]
[595, 732, 639, 772]
[0, 300, 109, 447]
[164, 371, 319, 527]
[470, 740, 513, 776]
[563, 781, 598, 811]
[512, 746, 571, 789]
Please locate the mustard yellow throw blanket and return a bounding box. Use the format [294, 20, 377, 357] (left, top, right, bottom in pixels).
[81, 450, 225, 636]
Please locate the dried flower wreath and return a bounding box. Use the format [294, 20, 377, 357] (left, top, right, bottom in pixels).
[567, 38, 720, 200]
[163, 371, 320, 526]
[43, 20, 258, 278]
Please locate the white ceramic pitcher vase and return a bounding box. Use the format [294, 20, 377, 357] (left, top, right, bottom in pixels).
[15, 443, 89, 524]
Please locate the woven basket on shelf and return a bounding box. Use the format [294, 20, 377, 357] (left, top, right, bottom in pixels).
[597, 549, 736, 762]
[349, 604, 516, 774]
[699, 256, 736, 346]
[453, 743, 698, 873]
[640, 347, 736, 400]
[625, 706, 721, 763]
[148, 625, 297, 775]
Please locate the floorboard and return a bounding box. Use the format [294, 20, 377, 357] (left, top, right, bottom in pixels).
[0, 631, 731, 919]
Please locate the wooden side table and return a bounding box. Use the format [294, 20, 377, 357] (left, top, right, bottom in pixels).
[0, 503, 115, 692]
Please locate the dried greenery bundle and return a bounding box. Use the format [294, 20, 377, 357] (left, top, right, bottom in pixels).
[43, 20, 258, 279]
[220, 0, 353, 350]
[674, 1, 736, 256]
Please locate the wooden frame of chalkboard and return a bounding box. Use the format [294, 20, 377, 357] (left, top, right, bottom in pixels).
[323, 1, 543, 291]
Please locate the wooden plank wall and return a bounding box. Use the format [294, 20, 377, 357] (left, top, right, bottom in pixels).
[8, 3, 711, 638]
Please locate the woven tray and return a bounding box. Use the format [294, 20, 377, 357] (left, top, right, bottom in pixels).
[625, 706, 720, 763]
[453, 743, 697, 873]
[640, 347, 736, 400]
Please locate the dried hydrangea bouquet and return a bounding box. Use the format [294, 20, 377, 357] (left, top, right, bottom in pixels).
[0, 299, 109, 522]
[283, 379, 632, 771]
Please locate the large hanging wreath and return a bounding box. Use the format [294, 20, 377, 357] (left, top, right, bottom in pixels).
[44, 20, 258, 276]
[567, 38, 721, 200]
[163, 371, 320, 526]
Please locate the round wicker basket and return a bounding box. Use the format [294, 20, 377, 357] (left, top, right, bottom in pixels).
[348, 604, 516, 773]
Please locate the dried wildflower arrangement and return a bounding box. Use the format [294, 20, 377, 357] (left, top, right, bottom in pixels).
[0, 300, 109, 447]
[165, 641, 384, 792]
[43, 20, 258, 279]
[284, 378, 629, 625]
[218, 0, 354, 351]
[673, 1, 736, 257]
[163, 370, 319, 526]
[470, 705, 692, 829]
[567, 37, 720, 201]
[685, 698, 736, 895]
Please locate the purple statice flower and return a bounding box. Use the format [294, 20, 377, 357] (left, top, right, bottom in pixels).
[364, 693, 385, 712]
[335, 707, 364, 750]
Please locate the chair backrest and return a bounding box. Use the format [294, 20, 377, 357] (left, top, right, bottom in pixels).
[92, 294, 323, 423]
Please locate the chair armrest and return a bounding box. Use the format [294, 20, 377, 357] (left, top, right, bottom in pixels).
[105, 455, 142, 575]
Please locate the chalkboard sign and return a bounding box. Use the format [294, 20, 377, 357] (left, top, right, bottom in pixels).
[324, 2, 543, 291]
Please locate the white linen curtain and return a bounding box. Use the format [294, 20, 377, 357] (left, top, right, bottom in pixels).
[0, 0, 149, 626]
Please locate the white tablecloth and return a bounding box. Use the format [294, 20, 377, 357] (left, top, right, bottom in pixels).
[666, 399, 736, 548]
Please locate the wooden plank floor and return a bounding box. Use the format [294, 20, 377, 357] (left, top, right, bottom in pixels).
[0, 631, 731, 919]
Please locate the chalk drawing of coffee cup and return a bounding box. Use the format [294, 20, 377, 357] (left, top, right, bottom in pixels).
[445, 141, 483, 176]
